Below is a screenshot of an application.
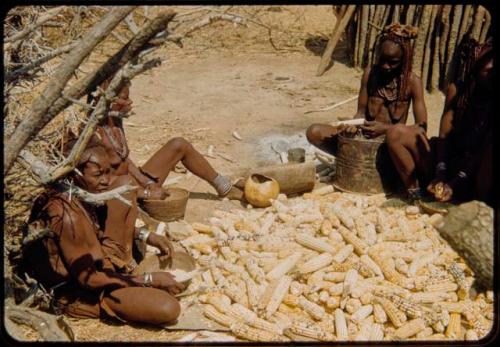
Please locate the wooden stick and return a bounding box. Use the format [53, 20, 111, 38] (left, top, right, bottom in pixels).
[458, 5, 473, 44]
[304, 95, 358, 114]
[316, 5, 357, 76]
[422, 5, 438, 89]
[479, 7, 491, 43]
[5, 7, 63, 43]
[358, 5, 369, 68]
[444, 5, 463, 88]
[4, 7, 135, 175]
[412, 5, 433, 78]
[430, 7, 443, 92]
[470, 5, 485, 41]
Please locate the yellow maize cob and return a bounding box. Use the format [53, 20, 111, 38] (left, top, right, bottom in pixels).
[298, 252, 334, 274]
[374, 296, 406, 328]
[445, 312, 461, 339]
[295, 233, 336, 253]
[373, 303, 388, 324]
[394, 318, 426, 339]
[334, 308, 348, 340]
[266, 252, 302, 280]
[424, 281, 458, 293]
[283, 294, 300, 308]
[230, 322, 288, 342]
[298, 296, 326, 320]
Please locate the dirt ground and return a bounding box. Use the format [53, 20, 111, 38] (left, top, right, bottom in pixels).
[6, 5, 447, 342]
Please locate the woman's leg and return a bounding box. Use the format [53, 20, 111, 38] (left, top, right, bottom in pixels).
[102, 287, 180, 325]
[306, 123, 340, 156]
[141, 137, 237, 197]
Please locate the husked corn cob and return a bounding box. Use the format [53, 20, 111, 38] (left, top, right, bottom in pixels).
[394, 318, 426, 339]
[319, 290, 329, 303]
[360, 292, 373, 305]
[242, 275, 261, 310]
[424, 281, 458, 293]
[447, 263, 469, 300]
[415, 327, 433, 339]
[283, 294, 299, 307]
[320, 219, 333, 236]
[264, 275, 292, 318]
[203, 304, 237, 327]
[368, 323, 384, 340]
[243, 256, 265, 284]
[411, 291, 456, 304]
[338, 226, 368, 255]
[223, 280, 248, 307]
[220, 246, 238, 263]
[344, 298, 362, 314]
[407, 251, 438, 277]
[295, 233, 336, 253]
[333, 244, 354, 263]
[298, 252, 334, 274]
[192, 222, 213, 234]
[465, 329, 479, 340]
[374, 296, 406, 328]
[340, 269, 358, 308]
[370, 252, 414, 289]
[445, 312, 461, 339]
[201, 269, 216, 287]
[211, 266, 227, 286]
[327, 296, 340, 309]
[230, 322, 288, 342]
[382, 293, 424, 319]
[287, 321, 335, 341]
[373, 303, 388, 324]
[324, 272, 346, 282]
[269, 311, 293, 330]
[266, 252, 302, 280]
[333, 206, 355, 229]
[351, 304, 374, 323]
[298, 296, 326, 320]
[334, 308, 348, 340]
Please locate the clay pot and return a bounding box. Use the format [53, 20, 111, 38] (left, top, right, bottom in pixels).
[244, 173, 280, 208]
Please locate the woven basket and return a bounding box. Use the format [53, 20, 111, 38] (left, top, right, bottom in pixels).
[141, 187, 189, 222]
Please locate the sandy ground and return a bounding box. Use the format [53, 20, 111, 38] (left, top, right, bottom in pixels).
[5, 6, 448, 342]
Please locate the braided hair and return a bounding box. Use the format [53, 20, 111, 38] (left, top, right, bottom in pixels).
[373, 23, 418, 101]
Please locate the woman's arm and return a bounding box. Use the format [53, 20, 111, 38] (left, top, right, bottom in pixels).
[354, 67, 370, 119]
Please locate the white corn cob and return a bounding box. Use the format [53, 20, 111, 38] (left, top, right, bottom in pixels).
[282, 294, 299, 308]
[324, 272, 346, 282]
[320, 219, 333, 236]
[373, 296, 406, 328]
[427, 333, 446, 340]
[447, 262, 469, 300]
[394, 257, 409, 275]
[370, 252, 414, 289]
[445, 312, 461, 339]
[351, 304, 374, 323]
[360, 292, 374, 305]
[368, 323, 384, 340]
[465, 329, 479, 340]
[338, 226, 368, 255]
[347, 319, 359, 339]
[203, 304, 237, 327]
[202, 270, 216, 287]
[298, 252, 334, 274]
[332, 244, 354, 263]
[319, 290, 329, 304]
[382, 293, 424, 319]
[328, 283, 344, 296]
[340, 269, 358, 308]
[333, 206, 355, 229]
[266, 251, 302, 280]
[211, 266, 226, 286]
[219, 246, 238, 263]
[223, 279, 248, 307]
[298, 296, 326, 320]
[289, 281, 304, 296]
[334, 308, 348, 340]
[373, 303, 388, 324]
[408, 251, 438, 277]
[326, 296, 340, 309]
[411, 292, 456, 304]
[215, 259, 245, 275]
[230, 322, 288, 342]
[286, 321, 335, 341]
[328, 231, 344, 243]
[354, 319, 373, 341]
[264, 275, 292, 318]
[242, 275, 261, 310]
[394, 318, 426, 339]
[192, 222, 213, 234]
[269, 312, 293, 331]
[295, 233, 336, 253]
[416, 327, 433, 339]
[243, 256, 265, 284]
[425, 281, 458, 293]
[360, 254, 383, 277]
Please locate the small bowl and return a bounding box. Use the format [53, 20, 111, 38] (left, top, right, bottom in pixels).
[141, 187, 189, 222]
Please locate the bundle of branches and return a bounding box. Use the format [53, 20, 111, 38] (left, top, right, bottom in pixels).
[318, 4, 491, 93]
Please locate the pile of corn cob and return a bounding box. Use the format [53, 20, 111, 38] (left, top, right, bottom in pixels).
[175, 190, 493, 342]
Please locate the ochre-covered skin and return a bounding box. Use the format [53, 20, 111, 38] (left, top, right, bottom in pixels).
[25, 145, 184, 325]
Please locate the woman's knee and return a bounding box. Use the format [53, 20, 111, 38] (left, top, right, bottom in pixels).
[306, 124, 324, 144]
[386, 124, 407, 145]
[166, 137, 192, 155]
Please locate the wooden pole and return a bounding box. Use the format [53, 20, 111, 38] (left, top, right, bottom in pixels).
[353, 8, 361, 68]
[479, 7, 491, 43]
[412, 5, 433, 78]
[470, 5, 485, 41]
[458, 5, 473, 44]
[358, 5, 369, 68]
[316, 5, 357, 76]
[444, 5, 463, 88]
[430, 7, 443, 92]
[422, 5, 438, 89]
[405, 5, 416, 26]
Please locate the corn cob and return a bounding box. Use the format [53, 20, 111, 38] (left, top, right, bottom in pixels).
[326, 296, 340, 309]
[211, 266, 227, 286]
[203, 304, 237, 327]
[327, 259, 359, 273]
[447, 263, 469, 300]
[269, 312, 293, 330]
[298, 252, 334, 274]
[219, 246, 238, 263]
[289, 281, 304, 296]
[465, 329, 479, 340]
[319, 290, 329, 304]
[445, 312, 461, 339]
[347, 319, 359, 339]
[338, 226, 368, 255]
[381, 293, 424, 319]
[192, 222, 213, 234]
[360, 254, 383, 277]
[215, 259, 245, 275]
[354, 319, 373, 341]
[264, 275, 292, 318]
[265, 251, 302, 280]
[411, 291, 456, 304]
[373, 303, 388, 324]
[394, 318, 426, 339]
[360, 292, 373, 305]
[426, 333, 446, 340]
[415, 327, 433, 339]
[334, 308, 348, 340]
[370, 252, 414, 289]
[282, 294, 299, 308]
[223, 279, 248, 307]
[332, 244, 354, 264]
[298, 296, 326, 320]
[351, 304, 374, 323]
[368, 323, 384, 340]
[295, 233, 336, 253]
[320, 219, 333, 236]
[242, 275, 261, 310]
[373, 296, 406, 328]
[242, 256, 265, 284]
[394, 257, 409, 275]
[328, 231, 344, 243]
[333, 206, 355, 229]
[230, 322, 288, 342]
[286, 321, 335, 341]
[424, 281, 458, 293]
[323, 272, 346, 282]
[407, 251, 438, 277]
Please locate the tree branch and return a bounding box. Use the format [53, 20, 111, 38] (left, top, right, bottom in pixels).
[5, 7, 64, 44]
[4, 6, 136, 175]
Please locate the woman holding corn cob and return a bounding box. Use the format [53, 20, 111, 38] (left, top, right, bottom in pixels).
[386, 37, 493, 205]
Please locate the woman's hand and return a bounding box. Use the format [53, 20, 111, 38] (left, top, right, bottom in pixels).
[432, 182, 453, 202]
[138, 186, 168, 200]
[147, 233, 174, 264]
[360, 120, 390, 138]
[151, 272, 186, 295]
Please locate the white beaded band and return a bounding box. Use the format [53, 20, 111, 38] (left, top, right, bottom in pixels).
[143, 273, 153, 287]
[457, 171, 468, 179]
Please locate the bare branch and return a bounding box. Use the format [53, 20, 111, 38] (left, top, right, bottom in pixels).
[5, 7, 64, 44]
[4, 7, 136, 175]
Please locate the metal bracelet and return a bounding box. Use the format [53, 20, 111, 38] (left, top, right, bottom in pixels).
[436, 161, 447, 172]
[138, 228, 151, 242]
[143, 273, 153, 287]
[143, 187, 151, 198]
[457, 171, 468, 179]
